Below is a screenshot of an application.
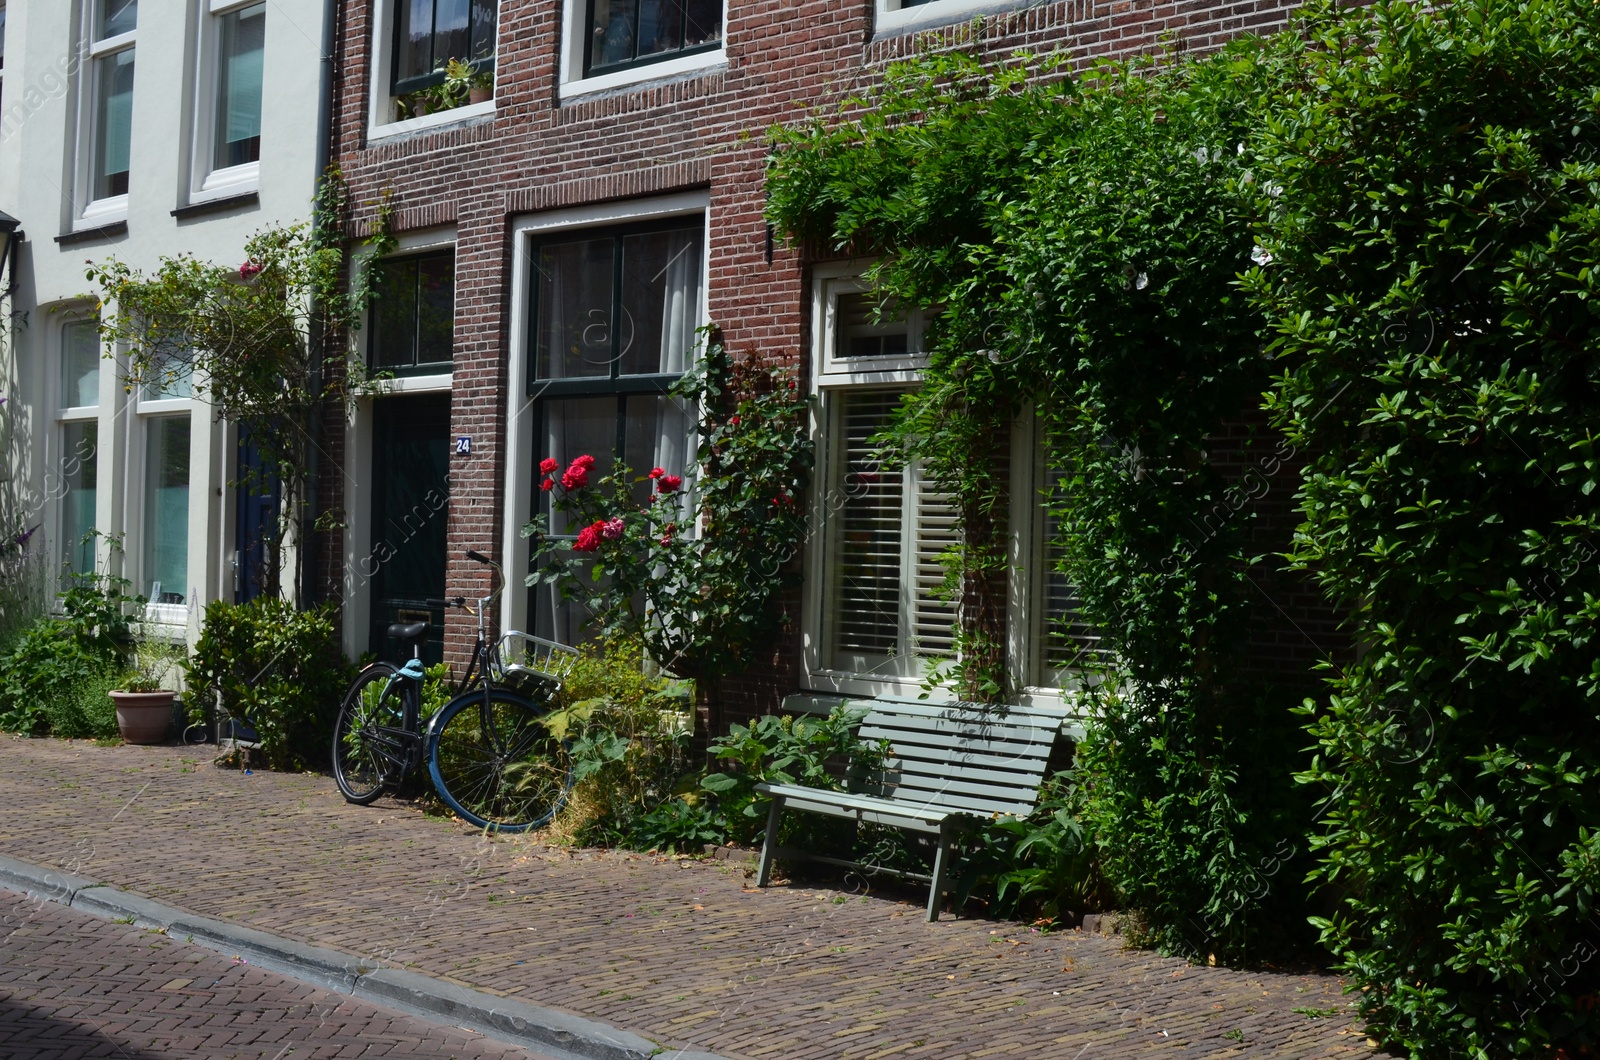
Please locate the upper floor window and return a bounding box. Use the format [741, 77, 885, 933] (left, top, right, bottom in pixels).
[585, 0, 721, 77]
[212, 2, 264, 171]
[370, 250, 455, 376]
[394, 0, 495, 97]
[83, 0, 137, 207]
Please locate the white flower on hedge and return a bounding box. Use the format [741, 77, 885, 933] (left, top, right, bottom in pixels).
[1251, 245, 1274, 267]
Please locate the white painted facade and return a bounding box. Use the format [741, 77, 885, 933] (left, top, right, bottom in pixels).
[0, 0, 326, 641]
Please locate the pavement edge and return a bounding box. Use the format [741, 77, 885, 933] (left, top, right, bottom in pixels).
[0, 852, 728, 1060]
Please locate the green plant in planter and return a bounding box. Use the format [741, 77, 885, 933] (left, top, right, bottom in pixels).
[117, 631, 186, 693]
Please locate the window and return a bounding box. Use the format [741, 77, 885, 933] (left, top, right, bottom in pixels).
[392, 0, 495, 97]
[585, 0, 721, 77]
[80, 0, 137, 212]
[212, 1, 264, 171]
[875, 0, 1035, 35]
[821, 389, 959, 679]
[57, 320, 100, 580]
[805, 276, 1094, 702]
[142, 416, 190, 604]
[526, 219, 704, 643]
[370, 250, 455, 375]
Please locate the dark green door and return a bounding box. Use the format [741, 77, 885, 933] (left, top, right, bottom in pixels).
[369, 394, 450, 664]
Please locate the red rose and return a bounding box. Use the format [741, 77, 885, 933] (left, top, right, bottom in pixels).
[658, 475, 682, 494]
[648, 467, 665, 480]
[730, 415, 740, 426]
[540, 457, 559, 474]
[574, 454, 596, 470]
[239, 261, 262, 279]
[573, 521, 605, 552]
[540, 477, 555, 492]
[562, 464, 590, 490]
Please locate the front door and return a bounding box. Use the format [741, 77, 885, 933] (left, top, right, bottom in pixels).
[369, 394, 450, 664]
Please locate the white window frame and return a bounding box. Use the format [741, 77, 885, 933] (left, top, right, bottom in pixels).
[133, 365, 195, 625]
[801, 268, 958, 701]
[875, 0, 1040, 37]
[557, 0, 726, 100]
[189, 0, 264, 203]
[53, 314, 103, 583]
[74, 0, 137, 226]
[366, 0, 497, 142]
[499, 190, 711, 638]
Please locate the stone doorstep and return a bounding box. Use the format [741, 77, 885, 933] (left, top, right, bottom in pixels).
[0, 852, 728, 1060]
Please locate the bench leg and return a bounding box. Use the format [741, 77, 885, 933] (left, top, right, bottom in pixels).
[926, 820, 955, 923]
[756, 796, 784, 888]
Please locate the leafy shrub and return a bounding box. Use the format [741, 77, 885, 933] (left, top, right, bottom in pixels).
[185, 598, 349, 770]
[0, 567, 140, 737]
[540, 635, 698, 847]
[701, 707, 887, 846]
[0, 547, 48, 658]
[47, 664, 123, 741]
[627, 799, 726, 854]
[1243, 0, 1600, 1053]
[953, 776, 1108, 924]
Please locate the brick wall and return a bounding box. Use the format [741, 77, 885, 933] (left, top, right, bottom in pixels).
[325, 0, 1306, 712]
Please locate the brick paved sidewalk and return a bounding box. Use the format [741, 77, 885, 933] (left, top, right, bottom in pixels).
[0, 891, 544, 1059]
[0, 737, 1379, 1059]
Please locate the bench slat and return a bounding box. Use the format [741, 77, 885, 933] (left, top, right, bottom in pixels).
[858, 713, 1061, 743]
[881, 772, 1044, 806]
[858, 735, 1055, 773]
[862, 697, 1074, 730]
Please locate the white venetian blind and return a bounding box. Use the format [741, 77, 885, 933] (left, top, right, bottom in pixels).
[908, 474, 959, 660]
[830, 391, 903, 662]
[1040, 480, 1109, 672]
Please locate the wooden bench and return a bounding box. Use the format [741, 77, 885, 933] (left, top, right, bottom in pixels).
[754, 697, 1075, 922]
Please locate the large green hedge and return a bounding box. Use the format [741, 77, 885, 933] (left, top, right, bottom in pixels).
[1246, 0, 1600, 1053]
[770, 0, 1600, 1052]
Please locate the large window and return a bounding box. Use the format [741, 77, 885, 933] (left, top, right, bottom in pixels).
[143, 416, 190, 604]
[393, 0, 495, 96]
[212, 1, 265, 171]
[57, 320, 101, 580]
[81, 0, 137, 210]
[527, 219, 704, 643]
[370, 250, 455, 375]
[806, 277, 1095, 701]
[585, 0, 721, 77]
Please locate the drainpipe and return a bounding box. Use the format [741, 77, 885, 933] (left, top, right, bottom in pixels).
[301, 0, 344, 610]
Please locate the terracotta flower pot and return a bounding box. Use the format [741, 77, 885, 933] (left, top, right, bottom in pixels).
[111, 690, 176, 745]
[469, 86, 492, 105]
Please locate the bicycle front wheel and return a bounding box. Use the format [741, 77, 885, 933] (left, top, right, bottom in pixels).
[425, 690, 570, 833]
[333, 662, 405, 805]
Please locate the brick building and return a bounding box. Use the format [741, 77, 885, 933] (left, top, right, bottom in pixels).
[324, 0, 1317, 729]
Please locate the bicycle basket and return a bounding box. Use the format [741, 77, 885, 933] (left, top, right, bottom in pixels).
[494, 631, 578, 697]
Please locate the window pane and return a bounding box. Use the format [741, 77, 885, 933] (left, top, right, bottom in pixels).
[827, 391, 905, 669]
[470, 0, 496, 61]
[140, 346, 193, 401]
[215, 4, 265, 171]
[94, 49, 134, 200]
[434, 0, 470, 67]
[617, 227, 702, 376]
[373, 258, 418, 368]
[684, 0, 720, 47]
[535, 236, 615, 380]
[60, 421, 98, 580]
[396, 0, 435, 83]
[61, 320, 100, 409]
[590, 0, 639, 69]
[143, 416, 190, 604]
[623, 392, 693, 506]
[639, 0, 683, 57]
[415, 253, 455, 365]
[98, 0, 136, 39]
[837, 292, 909, 360]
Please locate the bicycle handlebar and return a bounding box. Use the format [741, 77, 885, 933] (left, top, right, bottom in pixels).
[466, 550, 491, 565]
[425, 596, 466, 609]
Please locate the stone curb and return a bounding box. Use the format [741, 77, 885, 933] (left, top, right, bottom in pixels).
[0, 853, 728, 1060]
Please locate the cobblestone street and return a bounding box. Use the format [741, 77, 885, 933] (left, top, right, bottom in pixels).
[0, 737, 1380, 1059]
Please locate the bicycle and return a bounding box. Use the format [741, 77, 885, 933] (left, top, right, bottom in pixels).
[331, 550, 578, 833]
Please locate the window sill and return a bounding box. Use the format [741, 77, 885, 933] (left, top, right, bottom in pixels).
[874, 0, 1038, 37]
[559, 49, 726, 101]
[172, 191, 260, 220]
[367, 371, 452, 395]
[55, 220, 128, 246]
[368, 99, 494, 144]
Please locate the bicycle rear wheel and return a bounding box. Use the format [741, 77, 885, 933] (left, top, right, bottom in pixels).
[425, 690, 570, 833]
[333, 662, 405, 804]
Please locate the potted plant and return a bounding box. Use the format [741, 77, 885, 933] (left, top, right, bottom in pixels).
[110, 633, 186, 745]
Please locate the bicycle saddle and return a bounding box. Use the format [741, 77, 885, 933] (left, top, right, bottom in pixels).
[387, 621, 428, 643]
